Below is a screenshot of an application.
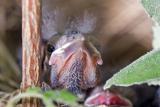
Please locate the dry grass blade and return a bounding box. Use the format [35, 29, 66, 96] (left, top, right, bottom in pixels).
[0, 39, 21, 91]
[0, 90, 21, 107]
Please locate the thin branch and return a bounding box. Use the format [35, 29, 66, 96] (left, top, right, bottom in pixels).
[21, 0, 42, 106]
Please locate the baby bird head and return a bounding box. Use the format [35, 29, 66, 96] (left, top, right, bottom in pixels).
[46, 31, 103, 94]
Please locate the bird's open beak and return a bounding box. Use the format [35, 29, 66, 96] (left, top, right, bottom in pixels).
[49, 36, 103, 90]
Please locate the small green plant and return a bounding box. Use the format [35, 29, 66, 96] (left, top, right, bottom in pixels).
[6, 87, 81, 107]
[104, 0, 160, 89]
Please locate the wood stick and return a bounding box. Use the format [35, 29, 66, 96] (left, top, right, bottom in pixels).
[22, 0, 41, 106]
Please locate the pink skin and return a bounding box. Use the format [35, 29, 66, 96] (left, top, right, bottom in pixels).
[85, 91, 131, 107]
[48, 36, 103, 93]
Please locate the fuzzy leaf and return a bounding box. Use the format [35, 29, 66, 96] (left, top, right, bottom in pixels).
[104, 49, 160, 89]
[152, 23, 160, 50]
[141, 0, 160, 24]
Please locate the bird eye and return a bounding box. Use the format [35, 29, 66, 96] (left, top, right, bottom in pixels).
[47, 44, 55, 53]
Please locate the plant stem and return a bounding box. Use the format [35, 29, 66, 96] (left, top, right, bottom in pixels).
[21, 0, 42, 106]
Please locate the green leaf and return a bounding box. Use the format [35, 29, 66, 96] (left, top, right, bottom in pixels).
[141, 0, 160, 25]
[141, 0, 160, 50]
[28, 88, 78, 106]
[104, 49, 160, 89]
[152, 24, 160, 50]
[26, 87, 42, 93]
[43, 90, 57, 99]
[43, 89, 78, 105]
[54, 90, 78, 106]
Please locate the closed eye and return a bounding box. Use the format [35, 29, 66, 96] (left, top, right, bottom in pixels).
[47, 44, 55, 53]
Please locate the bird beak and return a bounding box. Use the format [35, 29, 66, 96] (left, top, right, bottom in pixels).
[49, 36, 103, 89]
